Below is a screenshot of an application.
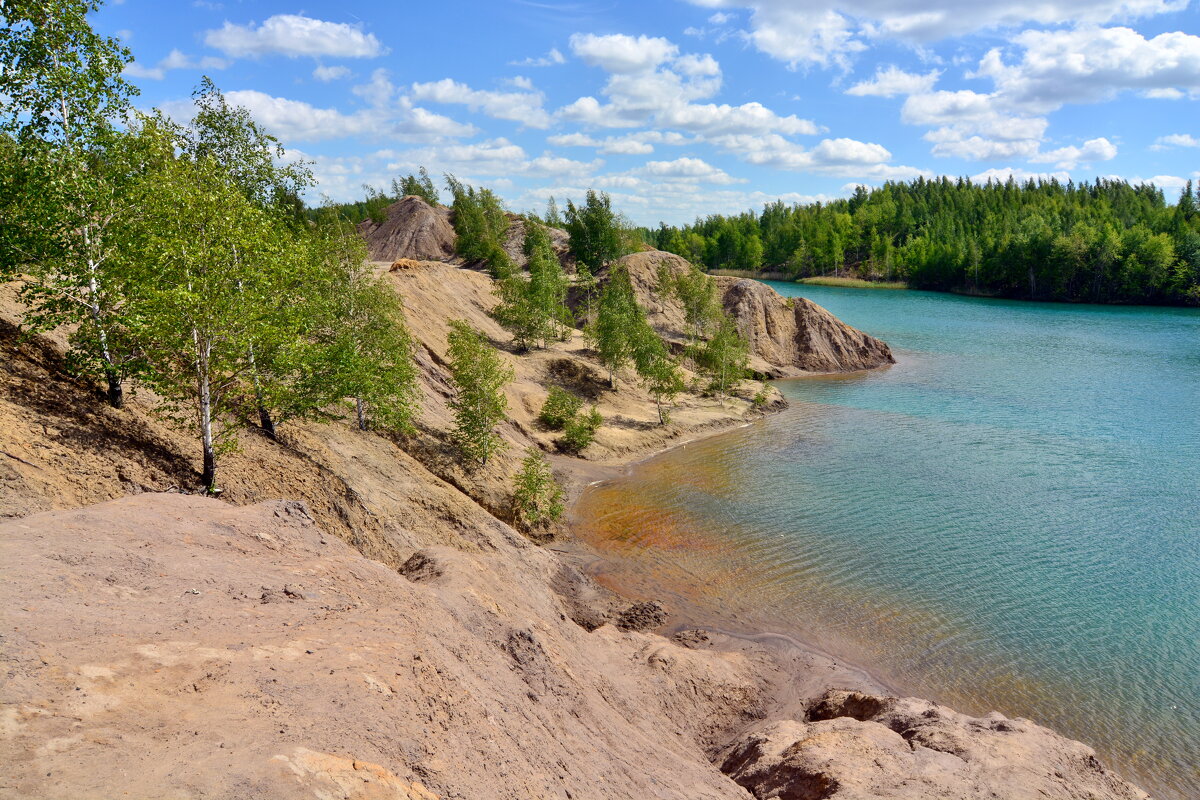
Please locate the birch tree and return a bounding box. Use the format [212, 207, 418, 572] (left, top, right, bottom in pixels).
[0, 0, 141, 406]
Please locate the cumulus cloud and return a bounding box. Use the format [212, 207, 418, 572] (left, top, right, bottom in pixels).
[1152, 133, 1200, 150]
[686, 0, 1187, 68]
[569, 33, 679, 73]
[204, 14, 385, 59]
[636, 157, 744, 183]
[846, 65, 940, 97]
[559, 37, 818, 138]
[547, 130, 695, 154]
[974, 26, 1200, 111]
[1029, 137, 1118, 168]
[971, 166, 1071, 183]
[162, 87, 474, 144]
[411, 78, 552, 128]
[510, 48, 566, 67]
[123, 48, 228, 80]
[312, 65, 351, 82]
[705, 133, 927, 178]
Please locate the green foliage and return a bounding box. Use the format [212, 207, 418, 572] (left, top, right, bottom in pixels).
[538, 386, 583, 430]
[511, 447, 564, 527]
[184, 77, 312, 216]
[394, 166, 440, 207]
[493, 219, 573, 349]
[752, 383, 771, 409]
[650, 178, 1200, 305]
[298, 216, 421, 433]
[671, 265, 723, 339]
[545, 196, 563, 228]
[689, 316, 749, 395]
[0, 0, 144, 406]
[560, 405, 602, 454]
[446, 320, 513, 466]
[446, 174, 512, 278]
[0, 0, 136, 146]
[565, 190, 630, 274]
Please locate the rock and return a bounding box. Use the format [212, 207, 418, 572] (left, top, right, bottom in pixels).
[616, 600, 667, 631]
[398, 550, 443, 583]
[357, 196, 457, 263]
[720, 279, 895, 376]
[720, 689, 1150, 800]
[502, 216, 573, 271]
[610, 251, 894, 377]
[390, 258, 422, 270]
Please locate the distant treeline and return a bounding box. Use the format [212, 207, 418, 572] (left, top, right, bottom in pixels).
[643, 178, 1200, 305]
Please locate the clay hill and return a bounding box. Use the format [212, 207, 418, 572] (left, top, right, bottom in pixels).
[0, 206, 1148, 800]
[357, 196, 457, 263]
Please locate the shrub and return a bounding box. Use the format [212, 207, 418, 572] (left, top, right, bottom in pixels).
[511, 447, 564, 527]
[560, 405, 602, 453]
[539, 386, 582, 430]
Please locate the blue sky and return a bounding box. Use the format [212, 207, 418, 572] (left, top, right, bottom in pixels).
[96, 0, 1200, 225]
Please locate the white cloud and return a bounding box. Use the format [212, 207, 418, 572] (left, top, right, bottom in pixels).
[204, 14, 385, 59]
[313, 65, 351, 82]
[1029, 137, 1118, 168]
[974, 26, 1200, 111]
[1131, 174, 1190, 190]
[547, 130, 695, 154]
[686, 0, 1187, 68]
[707, 133, 927, 178]
[637, 157, 744, 183]
[846, 65, 940, 97]
[1152, 133, 1200, 149]
[162, 88, 475, 144]
[510, 47, 566, 67]
[411, 78, 552, 128]
[569, 33, 679, 73]
[971, 166, 1071, 183]
[122, 48, 228, 80]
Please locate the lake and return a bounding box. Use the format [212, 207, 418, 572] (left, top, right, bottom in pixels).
[572, 284, 1200, 799]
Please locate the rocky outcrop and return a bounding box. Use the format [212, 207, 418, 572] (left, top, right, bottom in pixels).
[501, 215, 573, 271]
[720, 278, 895, 376]
[614, 251, 895, 377]
[357, 195, 457, 263]
[720, 689, 1149, 800]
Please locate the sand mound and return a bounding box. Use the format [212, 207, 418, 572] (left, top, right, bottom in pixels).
[357, 196, 457, 263]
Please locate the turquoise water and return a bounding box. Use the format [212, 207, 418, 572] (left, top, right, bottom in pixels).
[574, 285, 1200, 798]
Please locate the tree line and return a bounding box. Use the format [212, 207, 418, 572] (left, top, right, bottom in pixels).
[645, 177, 1200, 305]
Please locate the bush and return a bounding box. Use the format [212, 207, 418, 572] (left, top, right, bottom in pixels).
[560, 405, 602, 453]
[511, 447, 564, 527]
[539, 386, 582, 429]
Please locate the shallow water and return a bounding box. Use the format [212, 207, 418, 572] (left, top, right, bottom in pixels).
[573, 285, 1200, 799]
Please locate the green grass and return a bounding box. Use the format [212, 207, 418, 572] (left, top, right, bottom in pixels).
[798, 276, 908, 290]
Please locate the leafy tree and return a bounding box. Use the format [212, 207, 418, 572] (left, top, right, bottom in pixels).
[511, 447, 564, 527]
[637, 343, 685, 425]
[446, 320, 513, 466]
[560, 405, 602, 453]
[128, 154, 288, 492]
[395, 166, 440, 206]
[545, 195, 563, 227]
[690, 316, 749, 395]
[183, 77, 312, 216]
[538, 386, 582, 429]
[588, 265, 639, 388]
[445, 174, 512, 277]
[0, 0, 141, 406]
[565, 190, 627, 274]
[493, 219, 572, 349]
[299, 216, 421, 434]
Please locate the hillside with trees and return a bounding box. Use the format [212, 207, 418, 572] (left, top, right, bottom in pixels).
[647, 178, 1200, 305]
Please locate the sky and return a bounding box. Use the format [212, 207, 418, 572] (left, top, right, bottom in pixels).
[95, 0, 1200, 226]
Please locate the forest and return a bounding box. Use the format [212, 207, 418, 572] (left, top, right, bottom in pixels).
[643, 178, 1200, 305]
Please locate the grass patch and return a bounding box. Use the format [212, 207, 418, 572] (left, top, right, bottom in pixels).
[798, 276, 908, 290]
